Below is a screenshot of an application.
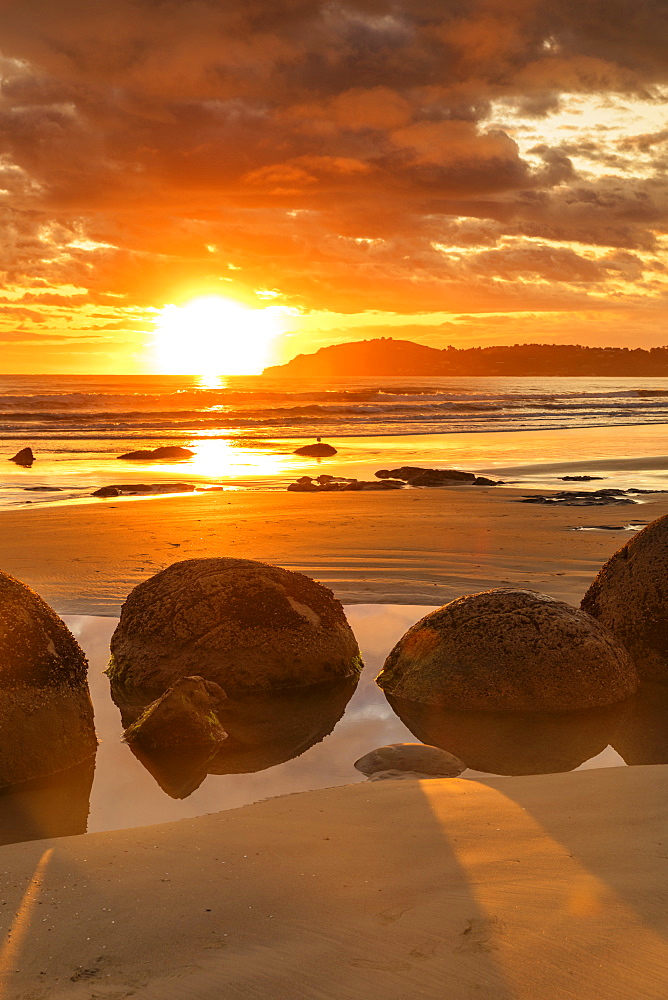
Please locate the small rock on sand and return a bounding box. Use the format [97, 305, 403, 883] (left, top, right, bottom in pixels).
[355, 743, 465, 778]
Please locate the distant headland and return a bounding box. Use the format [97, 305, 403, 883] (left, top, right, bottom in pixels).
[263, 338, 668, 377]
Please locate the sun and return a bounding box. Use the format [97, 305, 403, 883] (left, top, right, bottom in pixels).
[153, 296, 282, 376]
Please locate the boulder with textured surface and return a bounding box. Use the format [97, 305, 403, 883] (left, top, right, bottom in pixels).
[376, 467, 475, 483]
[109, 558, 362, 702]
[0, 571, 96, 787]
[581, 514, 668, 682]
[377, 589, 637, 711]
[123, 676, 228, 751]
[354, 743, 465, 778]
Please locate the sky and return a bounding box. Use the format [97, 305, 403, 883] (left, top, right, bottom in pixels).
[1, 0, 667, 373]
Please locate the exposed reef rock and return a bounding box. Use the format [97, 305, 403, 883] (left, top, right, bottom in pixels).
[521, 489, 638, 506]
[0, 570, 97, 787]
[108, 558, 362, 706]
[293, 440, 338, 457]
[287, 477, 403, 492]
[376, 589, 637, 711]
[560, 475, 605, 482]
[118, 446, 195, 461]
[354, 743, 465, 779]
[287, 466, 504, 491]
[9, 447, 34, 467]
[582, 513, 668, 682]
[376, 467, 502, 486]
[92, 483, 195, 498]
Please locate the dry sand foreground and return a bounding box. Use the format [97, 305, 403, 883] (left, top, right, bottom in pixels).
[0, 766, 666, 1000]
[2, 487, 667, 614]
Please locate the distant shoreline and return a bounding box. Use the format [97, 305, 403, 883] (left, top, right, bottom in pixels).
[264, 337, 668, 377]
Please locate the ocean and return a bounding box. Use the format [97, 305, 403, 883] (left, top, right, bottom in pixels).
[3, 373, 668, 506]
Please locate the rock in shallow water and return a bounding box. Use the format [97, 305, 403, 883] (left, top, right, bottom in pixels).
[582, 513, 668, 683]
[376, 589, 637, 711]
[108, 558, 362, 703]
[123, 676, 228, 751]
[118, 446, 195, 461]
[354, 743, 465, 778]
[9, 447, 34, 467]
[293, 442, 337, 457]
[0, 570, 96, 787]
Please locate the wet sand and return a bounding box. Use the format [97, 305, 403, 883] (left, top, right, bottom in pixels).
[1, 482, 667, 997]
[1, 766, 666, 999]
[0, 486, 666, 615]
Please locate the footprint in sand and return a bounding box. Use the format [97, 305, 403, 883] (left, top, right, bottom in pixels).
[376, 903, 415, 925]
[455, 916, 504, 953]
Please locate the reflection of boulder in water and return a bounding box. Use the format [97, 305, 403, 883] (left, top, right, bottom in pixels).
[0, 755, 95, 846]
[387, 695, 628, 776]
[611, 682, 668, 765]
[127, 745, 213, 799]
[0, 571, 97, 786]
[123, 678, 358, 796]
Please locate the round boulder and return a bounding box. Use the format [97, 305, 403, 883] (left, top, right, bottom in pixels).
[109, 558, 362, 701]
[354, 743, 465, 779]
[376, 589, 637, 711]
[0, 570, 96, 787]
[581, 514, 668, 682]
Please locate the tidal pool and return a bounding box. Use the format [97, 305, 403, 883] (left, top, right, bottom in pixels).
[1, 604, 665, 847]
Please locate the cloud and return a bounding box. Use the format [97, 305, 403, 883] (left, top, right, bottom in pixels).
[0, 0, 665, 339]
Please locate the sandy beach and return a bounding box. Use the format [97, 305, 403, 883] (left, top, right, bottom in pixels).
[0, 485, 665, 615]
[1, 766, 666, 999]
[2, 458, 668, 998]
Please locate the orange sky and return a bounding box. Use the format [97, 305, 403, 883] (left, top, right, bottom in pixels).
[1, 1, 667, 373]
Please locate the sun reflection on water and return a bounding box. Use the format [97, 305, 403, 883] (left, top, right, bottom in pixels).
[185, 437, 303, 480]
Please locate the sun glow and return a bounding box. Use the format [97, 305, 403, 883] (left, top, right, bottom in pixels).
[153, 296, 284, 376]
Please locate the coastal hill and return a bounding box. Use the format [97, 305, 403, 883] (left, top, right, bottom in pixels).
[263, 338, 668, 377]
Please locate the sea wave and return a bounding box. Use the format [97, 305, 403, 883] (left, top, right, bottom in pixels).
[3, 374, 668, 442]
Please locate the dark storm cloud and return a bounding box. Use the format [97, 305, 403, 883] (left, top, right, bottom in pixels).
[0, 0, 666, 311]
